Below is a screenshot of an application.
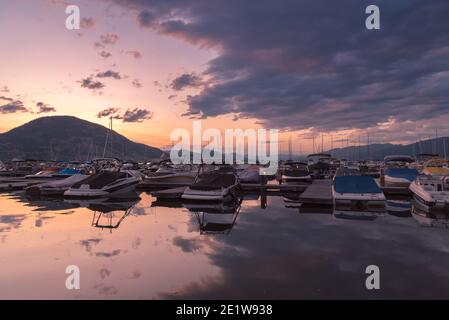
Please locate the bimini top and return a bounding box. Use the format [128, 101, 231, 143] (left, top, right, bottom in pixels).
[333, 175, 382, 194]
[384, 155, 414, 163]
[385, 168, 419, 182]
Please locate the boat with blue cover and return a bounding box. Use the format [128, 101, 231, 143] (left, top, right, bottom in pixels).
[332, 169, 385, 213]
[383, 155, 418, 188]
[52, 168, 83, 178]
[384, 168, 419, 188]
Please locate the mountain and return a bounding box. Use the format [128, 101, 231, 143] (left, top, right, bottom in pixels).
[0, 116, 163, 161]
[325, 137, 449, 161]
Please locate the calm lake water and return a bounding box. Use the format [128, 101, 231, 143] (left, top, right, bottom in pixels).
[1, 191, 449, 299]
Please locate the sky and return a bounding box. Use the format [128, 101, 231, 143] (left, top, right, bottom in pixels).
[0, 0, 448, 153]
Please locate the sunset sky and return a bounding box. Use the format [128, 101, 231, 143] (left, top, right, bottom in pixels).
[0, 0, 448, 153]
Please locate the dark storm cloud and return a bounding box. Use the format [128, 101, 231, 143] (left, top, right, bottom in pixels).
[137, 10, 156, 28]
[80, 77, 105, 90]
[96, 70, 122, 79]
[171, 73, 203, 91]
[121, 108, 153, 122]
[113, 0, 449, 132]
[96, 107, 153, 122]
[0, 100, 29, 114]
[97, 107, 120, 118]
[36, 101, 57, 113]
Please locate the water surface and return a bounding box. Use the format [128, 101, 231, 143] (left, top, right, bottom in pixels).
[0, 191, 449, 299]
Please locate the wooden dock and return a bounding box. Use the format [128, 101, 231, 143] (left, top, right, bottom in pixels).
[298, 180, 333, 205]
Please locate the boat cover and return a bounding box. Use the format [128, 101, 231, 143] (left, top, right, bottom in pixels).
[333, 175, 381, 194]
[71, 172, 127, 189]
[385, 168, 419, 181]
[190, 173, 236, 190]
[57, 168, 81, 175]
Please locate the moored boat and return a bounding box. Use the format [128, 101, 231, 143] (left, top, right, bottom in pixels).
[421, 158, 449, 176]
[280, 162, 311, 184]
[182, 166, 239, 202]
[26, 174, 89, 197]
[409, 174, 449, 213]
[307, 154, 332, 179]
[64, 171, 141, 198]
[143, 162, 198, 186]
[332, 169, 385, 213]
[383, 155, 418, 188]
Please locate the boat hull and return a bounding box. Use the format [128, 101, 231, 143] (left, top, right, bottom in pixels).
[182, 185, 237, 202]
[64, 179, 140, 198]
[333, 189, 385, 212]
[410, 181, 449, 213]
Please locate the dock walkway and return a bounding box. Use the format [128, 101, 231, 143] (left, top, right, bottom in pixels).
[298, 180, 333, 205]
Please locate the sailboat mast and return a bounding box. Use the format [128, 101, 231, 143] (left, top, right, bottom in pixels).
[110, 116, 113, 158]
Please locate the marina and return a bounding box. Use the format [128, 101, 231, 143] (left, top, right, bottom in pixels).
[1, 125, 449, 300]
[2, 0, 449, 302]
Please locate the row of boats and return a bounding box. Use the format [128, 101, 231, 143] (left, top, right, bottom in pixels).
[18, 158, 244, 202]
[2, 153, 449, 215]
[276, 154, 449, 215]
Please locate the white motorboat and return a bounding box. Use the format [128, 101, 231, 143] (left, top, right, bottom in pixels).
[64, 171, 141, 198]
[332, 169, 385, 213]
[409, 174, 449, 213]
[384, 168, 419, 188]
[26, 174, 89, 197]
[144, 163, 198, 186]
[280, 162, 312, 184]
[182, 166, 239, 202]
[383, 155, 418, 188]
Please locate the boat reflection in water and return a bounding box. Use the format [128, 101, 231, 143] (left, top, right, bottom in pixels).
[183, 198, 243, 235]
[411, 203, 449, 228]
[65, 196, 140, 232]
[385, 196, 412, 218]
[333, 210, 384, 221]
